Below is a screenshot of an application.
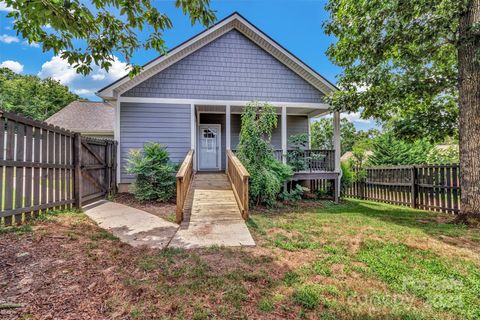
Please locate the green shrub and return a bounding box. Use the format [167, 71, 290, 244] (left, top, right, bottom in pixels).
[126, 142, 176, 202]
[340, 161, 354, 193]
[280, 184, 307, 202]
[237, 101, 293, 206]
[368, 133, 433, 166]
[427, 146, 459, 164]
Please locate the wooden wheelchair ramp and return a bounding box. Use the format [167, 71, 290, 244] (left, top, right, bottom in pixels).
[169, 173, 255, 248]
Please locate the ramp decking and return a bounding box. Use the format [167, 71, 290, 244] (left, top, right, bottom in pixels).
[169, 173, 255, 248]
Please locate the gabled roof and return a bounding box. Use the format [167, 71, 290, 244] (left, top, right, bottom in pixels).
[97, 12, 337, 100]
[46, 101, 114, 133]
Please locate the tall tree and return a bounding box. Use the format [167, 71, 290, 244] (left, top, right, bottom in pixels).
[311, 117, 360, 155]
[458, 1, 480, 220]
[0, 68, 78, 120]
[324, 0, 480, 219]
[3, 0, 216, 76]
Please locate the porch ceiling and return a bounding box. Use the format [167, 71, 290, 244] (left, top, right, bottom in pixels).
[196, 105, 330, 117]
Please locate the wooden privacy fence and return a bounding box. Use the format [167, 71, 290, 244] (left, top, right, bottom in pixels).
[344, 164, 460, 213]
[0, 109, 117, 226]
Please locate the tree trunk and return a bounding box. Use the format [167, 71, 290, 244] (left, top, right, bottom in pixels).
[458, 0, 480, 220]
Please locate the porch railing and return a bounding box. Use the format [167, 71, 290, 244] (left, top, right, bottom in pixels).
[226, 150, 250, 220]
[233, 149, 335, 172]
[176, 150, 194, 223]
[287, 149, 335, 172]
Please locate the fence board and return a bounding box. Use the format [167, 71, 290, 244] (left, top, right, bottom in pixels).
[33, 127, 41, 217]
[345, 164, 460, 214]
[24, 125, 33, 219]
[4, 120, 15, 224]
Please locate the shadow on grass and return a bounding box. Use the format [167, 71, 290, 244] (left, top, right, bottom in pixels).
[318, 199, 480, 254]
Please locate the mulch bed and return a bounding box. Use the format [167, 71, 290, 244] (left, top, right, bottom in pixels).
[113, 193, 176, 222]
[0, 217, 139, 319]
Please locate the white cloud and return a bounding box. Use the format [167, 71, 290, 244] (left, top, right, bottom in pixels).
[73, 88, 95, 96]
[342, 112, 372, 124]
[91, 73, 106, 81]
[38, 55, 78, 85]
[23, 40, 40, 48]
[0, 60, 24, 73]
[0, 34, 19, 43]
[0, 2, 14, 12]
[38, 54, 130, 98]
[323, 111, 374, 126]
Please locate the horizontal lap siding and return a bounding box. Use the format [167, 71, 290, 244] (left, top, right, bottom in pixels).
[120, 102, 190, 183]
[231, 114, 308, 150]
[122, 30, 324, 103]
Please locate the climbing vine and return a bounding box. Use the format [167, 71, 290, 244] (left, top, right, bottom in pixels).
[236, 101, 292, 206]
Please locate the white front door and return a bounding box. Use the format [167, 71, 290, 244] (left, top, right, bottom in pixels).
[199, 124, 221, 170]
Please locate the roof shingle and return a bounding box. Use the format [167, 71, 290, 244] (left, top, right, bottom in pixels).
[46, 101, 114, 133]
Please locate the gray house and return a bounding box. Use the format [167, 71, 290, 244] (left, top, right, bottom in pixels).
[97, 12, 341, 196]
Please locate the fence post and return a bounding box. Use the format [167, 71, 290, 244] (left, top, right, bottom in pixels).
[105, 141, 111, 197]
[411, 166, 417, 209]
[73, 133, 82, 208]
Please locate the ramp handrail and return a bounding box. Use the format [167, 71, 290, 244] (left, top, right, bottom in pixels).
[226, 150, 250, 220]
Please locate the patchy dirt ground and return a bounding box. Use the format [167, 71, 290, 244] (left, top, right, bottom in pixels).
[113, 193, 176, 222]
[1, 200, 479, 319]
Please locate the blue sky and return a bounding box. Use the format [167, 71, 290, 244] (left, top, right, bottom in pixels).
[0, 0, 376, 130]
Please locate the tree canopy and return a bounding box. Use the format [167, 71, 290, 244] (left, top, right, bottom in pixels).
[310, 117, 379, 155]
[324, 0, 468, 142]
[3, 0, 216, 77]
[0, 68, 79, 120]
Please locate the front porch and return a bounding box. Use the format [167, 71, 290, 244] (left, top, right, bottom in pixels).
[192, 104, 341, 181]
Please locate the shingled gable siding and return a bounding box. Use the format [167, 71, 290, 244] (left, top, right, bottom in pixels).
[230, 114, 308, 149]
[120, 102, 191, 183]
[121, 29, 324, 103]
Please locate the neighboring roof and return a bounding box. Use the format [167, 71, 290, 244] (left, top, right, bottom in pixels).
[435, 144, 458, 151]
[97, 12, 338, 100]
[46, 101, 114, 133]
[341, 150, 373, 162]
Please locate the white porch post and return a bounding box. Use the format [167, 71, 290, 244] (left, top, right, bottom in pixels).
[307, 117, 312, 149]
[281, 106, 287, 164]
[191, 103, 196, 170]
[226, 105, 231, 170]
[115, 99, 121, 184]
[333, 111, 341, 172]
[333, 111, 341, 202]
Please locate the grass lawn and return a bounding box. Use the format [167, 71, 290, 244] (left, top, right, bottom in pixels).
[1, 199, 479, 319]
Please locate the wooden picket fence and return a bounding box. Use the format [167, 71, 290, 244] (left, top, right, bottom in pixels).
[0, 109, 117, 226]
[344, 164, 461, 214]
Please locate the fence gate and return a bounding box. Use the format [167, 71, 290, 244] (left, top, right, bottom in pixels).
[77, 136, 117, 205]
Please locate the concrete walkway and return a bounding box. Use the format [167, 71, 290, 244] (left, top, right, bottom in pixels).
[83, 175, 255, 249]
[83, 200, 178, 249]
